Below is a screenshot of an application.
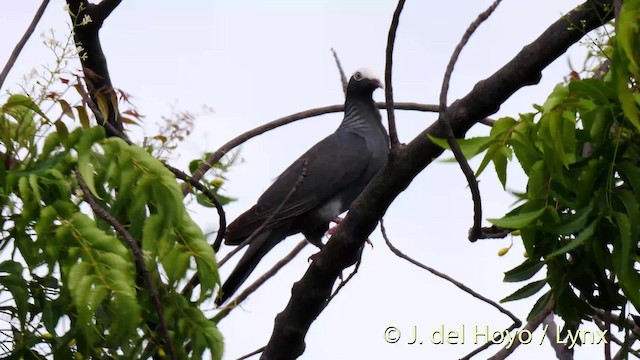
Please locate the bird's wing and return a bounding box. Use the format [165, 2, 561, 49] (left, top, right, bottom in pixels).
[225, 130, 371, 244]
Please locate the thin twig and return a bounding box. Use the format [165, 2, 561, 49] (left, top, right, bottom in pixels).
[185, 102, 494, 196]
[330, 48, 348, 94]
[384, 0, 406, 148]
[212, 240, 308, 323]
[381, 220, 519, 323]
[166, 165, 226, 252]
[476, 225, 513, 240]
[438, 0, 502, 241]
[323, 245, 365, 307]
[0, 0, 50, 91]
[488, 299, 556, 360]
[236, 346, 265, 360]
[379, 219, 521, 360]
[75, 171, 176, 360]
[593, 307, 640, 340]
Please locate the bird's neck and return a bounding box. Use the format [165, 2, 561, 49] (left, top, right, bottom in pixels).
[339, 96, 380, 131]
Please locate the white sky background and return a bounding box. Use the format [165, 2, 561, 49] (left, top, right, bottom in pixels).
[1, 1, 612, 359]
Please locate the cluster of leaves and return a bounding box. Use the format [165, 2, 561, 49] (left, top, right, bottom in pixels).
[434, 0, 640, 343]
[189, 151, 240, 210]
[1, 92, 223, 358]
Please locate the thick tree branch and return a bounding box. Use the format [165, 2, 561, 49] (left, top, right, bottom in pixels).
[384, 0, 406, 148]
[66, 0, 123, 137]
[259, 1, 614, 359]
[0, 0, 50, 91]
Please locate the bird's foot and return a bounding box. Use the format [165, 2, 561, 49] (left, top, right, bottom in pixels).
[326, 216, 344, 236]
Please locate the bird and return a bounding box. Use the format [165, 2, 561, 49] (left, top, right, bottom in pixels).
[215, 68, 389, 305]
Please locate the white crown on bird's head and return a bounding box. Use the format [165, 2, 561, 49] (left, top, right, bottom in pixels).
[351, 68, 384, 89]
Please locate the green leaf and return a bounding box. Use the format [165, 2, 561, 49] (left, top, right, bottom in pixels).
[614, 212, 632, 280]
[58, 99, 75, 119]
[527, 290, 553, 321]
[501, 279, 547, 303]
[490, 116, 518, 136]
[475, 144, 500, 178]
[493, 146, 510, 188]
[547, 219, 598, 258]
[75, 105, 90, 129]
[0, 261, 28, 325]
[503, 259, 545, 283]
[75, 126, 105, 198]
[3, 94, 49, 121]
[545, 203, 594, 235]
[427, 135, 494, 159]
[619, 161, 640, 199]
[488, 207, 546, 229]
[542, 83, 569, 113]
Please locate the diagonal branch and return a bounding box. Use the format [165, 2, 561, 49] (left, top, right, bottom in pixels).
[487, 299, 556, 360]
[439, 0, 503, 241]
[211, 240, 308, 323]
[384, 0, 407, 148]
[259, 1, 614, 359]
[380, 220, 521, 360]
[75, 171, 176, 360]
[0, 0, 50, 91]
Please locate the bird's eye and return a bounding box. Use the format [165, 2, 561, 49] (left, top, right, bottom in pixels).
[354, 72, 363, 81]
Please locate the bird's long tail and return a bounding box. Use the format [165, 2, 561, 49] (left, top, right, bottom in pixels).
[215, 229, 286, 306]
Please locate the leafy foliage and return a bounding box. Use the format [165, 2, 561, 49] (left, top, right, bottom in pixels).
[1, 85, 224, 358]
[435, 0, 640, 344]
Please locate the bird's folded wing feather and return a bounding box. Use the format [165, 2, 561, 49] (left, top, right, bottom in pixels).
[225, 131, 370, 243]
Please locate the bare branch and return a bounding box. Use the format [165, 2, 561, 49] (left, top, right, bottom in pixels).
[439, 0, 503, 242]
[330, 48, 348, 94]
[476, 225, 514, 239]
[237, 346, 265, 360]
[323, 245, 365, 308]
[542, 313, 573, 360]
[259, 2, 614, 359]
[185, 101, 491, 196]
[75, 171, 176, 360]
[212, 240, 308, 323]
[380, 220, 521, 360]
[0, 0, 50, 91]
[383, 0, 406, 148]
[488, 299, 556, 360]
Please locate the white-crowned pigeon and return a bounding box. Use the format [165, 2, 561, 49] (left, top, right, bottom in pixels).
[216, 69, 389, 305]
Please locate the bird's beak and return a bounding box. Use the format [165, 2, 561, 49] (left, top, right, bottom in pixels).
[374, 79, 384, 89]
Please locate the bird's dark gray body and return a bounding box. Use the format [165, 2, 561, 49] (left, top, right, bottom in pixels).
[216, 70, 389, 305]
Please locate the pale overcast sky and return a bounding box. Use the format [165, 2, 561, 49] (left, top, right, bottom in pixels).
[2, 1, 609, 359]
